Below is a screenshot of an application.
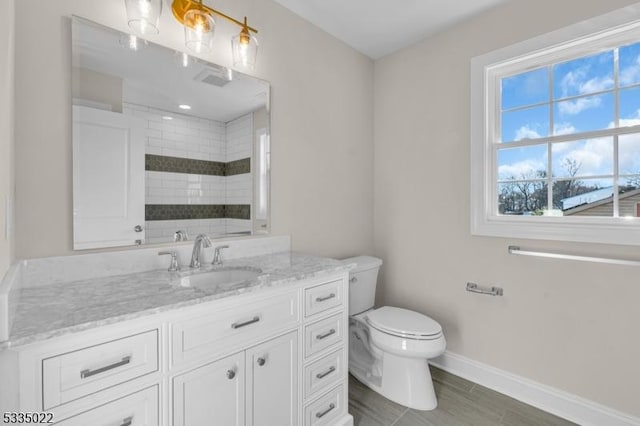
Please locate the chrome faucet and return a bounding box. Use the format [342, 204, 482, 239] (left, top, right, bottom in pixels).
[158, 250, 180, 272]
[212, 245, 230, 266]
[190, 234, 212, 268]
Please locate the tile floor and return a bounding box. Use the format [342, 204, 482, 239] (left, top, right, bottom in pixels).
[348, 367, 577, 426]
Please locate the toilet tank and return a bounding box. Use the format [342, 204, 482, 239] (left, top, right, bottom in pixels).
[342, 256, 383, 315]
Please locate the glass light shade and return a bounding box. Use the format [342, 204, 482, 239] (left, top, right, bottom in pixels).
[231, 31, 258, 70]
[124, 0, 162, 35]
[184, 9, 215, 53]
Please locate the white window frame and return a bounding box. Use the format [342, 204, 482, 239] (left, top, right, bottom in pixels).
[470, 4, 640, 246]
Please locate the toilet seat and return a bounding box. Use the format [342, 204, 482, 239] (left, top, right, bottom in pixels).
[367, 306, 442, 340]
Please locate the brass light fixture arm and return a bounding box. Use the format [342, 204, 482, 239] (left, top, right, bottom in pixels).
[172, 0, 258, 34]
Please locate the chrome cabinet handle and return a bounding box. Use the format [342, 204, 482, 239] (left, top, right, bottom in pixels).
[231, 316, 260, 329]
[257, 357, 266, 366]
[227, 369, 236, 379]
[120, 417, 133, 426]
[315, 293, 336, 302]
[316, 329, 336, 340]
[315, 403, 335, 418]
[80, 356, 131, 379]
[134, 225, 143, 232]
[316, 366, 336, 379]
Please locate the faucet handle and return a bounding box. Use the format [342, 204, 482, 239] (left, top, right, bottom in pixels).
[174, 230, 189, 242]
[158, 250, 180, 272]
[212, 245, 230, 265]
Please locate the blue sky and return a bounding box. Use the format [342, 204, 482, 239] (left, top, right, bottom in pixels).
[498, 41, 640, 183]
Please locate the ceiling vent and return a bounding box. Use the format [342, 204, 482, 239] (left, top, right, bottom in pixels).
[194, 67, 231, 87]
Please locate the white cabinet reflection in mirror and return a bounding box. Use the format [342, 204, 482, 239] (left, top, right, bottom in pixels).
[72, 106, 146, 249]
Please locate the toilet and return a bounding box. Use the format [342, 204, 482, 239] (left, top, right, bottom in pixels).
[344, 256, 446, 411]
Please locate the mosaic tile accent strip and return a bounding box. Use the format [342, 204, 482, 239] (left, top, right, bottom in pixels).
[225, 204, 251, 220]
[145, 155, 251, 176]
[145, 204, 250, 221]
[225, 158, 251, 176]
[146, 154, 225, 176]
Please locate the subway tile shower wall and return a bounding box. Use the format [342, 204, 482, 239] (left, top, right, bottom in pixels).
[123, 104, 253, 243]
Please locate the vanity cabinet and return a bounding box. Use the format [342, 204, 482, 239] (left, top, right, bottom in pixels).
[173, 331, 298, 426]
[1, 271, 352, 426]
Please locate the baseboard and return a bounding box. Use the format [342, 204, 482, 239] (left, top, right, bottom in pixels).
[430, 351, 640, 426]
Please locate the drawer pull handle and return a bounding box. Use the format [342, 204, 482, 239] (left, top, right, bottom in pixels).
[120, 417, 133, 426]
[231, 316, 260, 329]
[227, 369, 236, 379]
[316, 366, 336, 379]
[315, 403, 336, 418]
[80, 356, 131, 379]
[315, 293, 336, 302]
[316, 329, 336, 340]
[257, 357, 266, 366]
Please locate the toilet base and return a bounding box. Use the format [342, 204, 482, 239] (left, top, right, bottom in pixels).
[350, 352, 438, 411]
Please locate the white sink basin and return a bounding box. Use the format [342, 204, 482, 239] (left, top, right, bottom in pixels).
[180, 267, 264, 291]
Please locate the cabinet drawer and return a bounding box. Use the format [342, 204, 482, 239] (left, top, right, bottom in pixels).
[304, 349, 343, 399]
[172, 291, 299, 366]
[304, 385, 344, 426]
[42, 330, 158, 410]
[304, 314, 344, 358]
[55, 385, 158, 426]
[304, 279, 344, 318]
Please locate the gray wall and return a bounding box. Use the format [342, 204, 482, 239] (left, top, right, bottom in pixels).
[374, 0, 640, 416]
[13, 0, 375, 260]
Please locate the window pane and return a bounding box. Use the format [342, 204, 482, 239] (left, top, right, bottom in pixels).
[553, 93, 614, 135]
[555, 179, 613, 216]
[553, 50, 614, 99]
[619, 41, 640, 87]
[497, 145, 547, 180]
[498, 181, 547, 215]
[501, 68, 549, 110]
[501, 105, 549, 142]
[619, 133, 640, 175]
[619, 178, 640, 218]
[619, 86, 640, 126]
[551, 137, 613, 178]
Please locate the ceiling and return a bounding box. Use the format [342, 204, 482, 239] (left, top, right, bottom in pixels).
[272, 0, 512, 59]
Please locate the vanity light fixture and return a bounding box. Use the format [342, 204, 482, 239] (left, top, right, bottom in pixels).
[126, 0, 259, 69]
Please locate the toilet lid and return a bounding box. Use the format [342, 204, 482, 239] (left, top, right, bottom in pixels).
[367, 306, 442, 338]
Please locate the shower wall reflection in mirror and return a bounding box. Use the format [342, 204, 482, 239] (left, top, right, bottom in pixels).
[72, 17, 270, 250]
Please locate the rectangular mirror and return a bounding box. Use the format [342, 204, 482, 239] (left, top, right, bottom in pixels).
[71, 17, 270, 250]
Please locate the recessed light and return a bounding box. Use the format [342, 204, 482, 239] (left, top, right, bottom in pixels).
[162, 116, 173, 120]
[179, 104, 191, 110]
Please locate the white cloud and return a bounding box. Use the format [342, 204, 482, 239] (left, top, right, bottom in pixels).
[554, 137, 612, 177]
[557, 95, 602, 116]
[553, 123, 577, 136]
[515, 126, 541, 140]
[499, 159, 545, 180]
[620, 54, 640, 86]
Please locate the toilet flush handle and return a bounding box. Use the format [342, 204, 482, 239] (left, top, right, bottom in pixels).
[349, 276, 358, 283]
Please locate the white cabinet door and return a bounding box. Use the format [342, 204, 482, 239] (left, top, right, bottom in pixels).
[72, 105, 145, 250]
[246, 331, 298, 426]
[173, 352, 245, 426]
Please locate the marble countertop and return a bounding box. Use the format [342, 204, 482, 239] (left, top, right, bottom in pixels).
[3, 252, 352, 349]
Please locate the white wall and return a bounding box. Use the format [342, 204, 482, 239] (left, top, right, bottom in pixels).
[13, 0, 375, 259]
[0, 0, 15, 278]
[374, 0, 640, 417]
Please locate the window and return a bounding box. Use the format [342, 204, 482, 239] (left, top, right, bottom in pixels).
[471, 6, 640, 245]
